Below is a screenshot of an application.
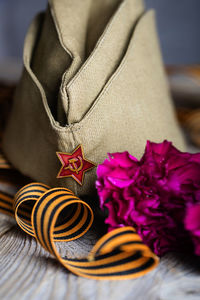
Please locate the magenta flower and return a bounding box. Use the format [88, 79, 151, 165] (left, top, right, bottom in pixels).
[185, 204, 200, 256]
[96, 140, 200, 256]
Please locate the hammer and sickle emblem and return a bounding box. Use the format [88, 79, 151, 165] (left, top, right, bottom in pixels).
[64, 156, 83, 174]
[57, 145, 96, 185]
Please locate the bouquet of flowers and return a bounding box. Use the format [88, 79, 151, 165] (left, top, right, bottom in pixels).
[97, 140, 200, 256]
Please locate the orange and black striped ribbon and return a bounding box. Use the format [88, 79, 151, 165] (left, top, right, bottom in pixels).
[0, 149, 11, 169]
[0, 155, 159, 280]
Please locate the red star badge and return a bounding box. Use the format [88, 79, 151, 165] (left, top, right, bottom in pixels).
[56, 145, 96, 185]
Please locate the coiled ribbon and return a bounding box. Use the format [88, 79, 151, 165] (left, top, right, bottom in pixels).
[0, 153, 159, 280]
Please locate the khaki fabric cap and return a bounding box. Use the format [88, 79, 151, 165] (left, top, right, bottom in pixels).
[3, 0, 185, 196]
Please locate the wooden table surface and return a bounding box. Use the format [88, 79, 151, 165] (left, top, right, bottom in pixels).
[1, 198, 200, 300]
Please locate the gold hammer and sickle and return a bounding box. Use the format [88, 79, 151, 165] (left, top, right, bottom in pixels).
[64, 156, 83, 174]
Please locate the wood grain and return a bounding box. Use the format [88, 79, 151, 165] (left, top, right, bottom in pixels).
[1, 211, 200, 300]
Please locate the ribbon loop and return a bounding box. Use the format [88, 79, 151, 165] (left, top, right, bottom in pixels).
[14, 183, 49, 236]
[0, 182, 159, 280]
[31, 187, 94, 253]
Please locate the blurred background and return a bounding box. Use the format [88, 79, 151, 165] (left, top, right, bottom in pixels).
[0, 0, 199, 148]
[0, 0, 199, 81]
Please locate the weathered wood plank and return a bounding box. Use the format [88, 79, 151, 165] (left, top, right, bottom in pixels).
[1, 212, 200, 300]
